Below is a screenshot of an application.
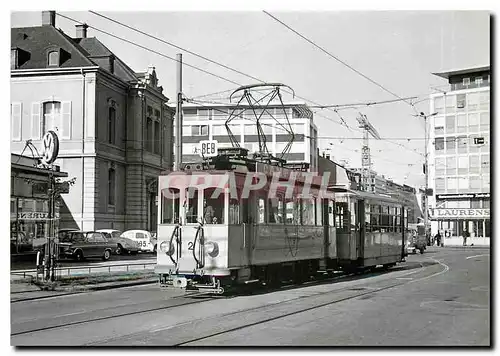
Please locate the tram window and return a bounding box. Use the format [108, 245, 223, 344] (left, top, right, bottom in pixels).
[328, 200, 335, 226]
[335, 200, 349, 232]
[365, 212, 371, 232]
[161, 188, 180, 224]
[186, 188, 199, 224]
[229, 198, 240, 225]
[301, 198, 316, 226]
[285, 199, 300, 225]
[370, 213, 380, 232]
[242, 199, 250, 223]
[203, 188, 224, 224]
[395, 215, 401, 233]
[258, 197, 266, 224]
[268, 197, 283, 224]
[316, 198, 323, 226]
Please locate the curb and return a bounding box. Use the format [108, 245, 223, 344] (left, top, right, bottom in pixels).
[433, 245, 490, 249]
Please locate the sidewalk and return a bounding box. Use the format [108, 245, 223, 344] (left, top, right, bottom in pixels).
[439, 237, 490, 247]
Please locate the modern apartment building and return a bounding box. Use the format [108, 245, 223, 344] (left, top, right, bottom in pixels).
[428, 66, 490, 241]
[176, 102, 319, 171]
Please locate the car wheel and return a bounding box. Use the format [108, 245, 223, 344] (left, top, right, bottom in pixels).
[75, 250, 84, 261]
[116, 244, 124, 255]
[102, 249, 111, 261]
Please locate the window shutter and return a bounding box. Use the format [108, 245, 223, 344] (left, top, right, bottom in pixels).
[31, 102, 41, 140]
[62, 101, 72, 139]
[11, 102, 22, 141]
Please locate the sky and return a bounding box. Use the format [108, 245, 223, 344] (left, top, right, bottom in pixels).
[9, 8, 490, 189]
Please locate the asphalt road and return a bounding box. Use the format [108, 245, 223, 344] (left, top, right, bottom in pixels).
[11, 247, 490, 347]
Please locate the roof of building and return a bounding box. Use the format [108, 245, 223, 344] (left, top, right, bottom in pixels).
[432, 65, 490, 79]
[11, 26, 96, 69]
[11, 25, 140, 84]
[74, 37, 114, 57]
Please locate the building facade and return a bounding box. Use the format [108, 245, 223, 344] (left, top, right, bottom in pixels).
[11, 11, 175, 233]
[347, 168, 388, 194]
[176, 102, 319, 171]
[428, 66, 490, 241]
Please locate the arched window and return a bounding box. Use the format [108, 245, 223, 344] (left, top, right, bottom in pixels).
[43, 101, 61, 133]
[48, 51, 59, 67]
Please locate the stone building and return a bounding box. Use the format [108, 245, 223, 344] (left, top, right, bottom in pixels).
[11, 11, 175, 232]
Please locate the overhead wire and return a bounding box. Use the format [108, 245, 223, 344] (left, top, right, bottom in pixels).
[56, 13, 242, 87]
[86, 11, 361, 133]
[87, 10, 430, 157]
[262, 11, 414, 106]
[62, 12, 425, 158]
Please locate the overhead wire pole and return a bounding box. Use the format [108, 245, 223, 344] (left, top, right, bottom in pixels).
[175, 54, 183, 171]
[417, 111, 437, 243]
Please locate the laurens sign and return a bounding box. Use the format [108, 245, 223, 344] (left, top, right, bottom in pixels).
[429, 208, 490, 219]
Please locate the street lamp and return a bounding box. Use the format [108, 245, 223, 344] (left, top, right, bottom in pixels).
[415, 111, 437, 240]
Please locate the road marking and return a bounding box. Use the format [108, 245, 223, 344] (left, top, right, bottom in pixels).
[396, 277, 413, 280]
[466, 254, 490, 260]
[409, 257, 449, 284]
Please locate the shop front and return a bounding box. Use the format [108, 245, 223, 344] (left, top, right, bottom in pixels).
[11, 154, 67, 256]
[429, 208, 490, 243]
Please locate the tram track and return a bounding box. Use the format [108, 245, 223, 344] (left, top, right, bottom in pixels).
[172, 259, 448, 346]
[12, 260, 431, 341]
[83, 261, 432, 346]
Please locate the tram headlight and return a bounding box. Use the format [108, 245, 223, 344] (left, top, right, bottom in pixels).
[160, 241, 175, 256]
[205, 241, 219, 258]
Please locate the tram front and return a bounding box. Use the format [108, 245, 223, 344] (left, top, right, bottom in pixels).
[155, 171, 232, 294]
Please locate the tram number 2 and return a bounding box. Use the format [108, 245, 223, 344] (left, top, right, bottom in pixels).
[187, 242, 194, 250]
[199, 140, 218, 157]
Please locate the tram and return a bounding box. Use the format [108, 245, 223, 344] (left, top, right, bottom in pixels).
[155, 147, 410, 294]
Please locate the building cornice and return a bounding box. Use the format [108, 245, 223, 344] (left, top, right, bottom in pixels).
[10, 66, 100, 76]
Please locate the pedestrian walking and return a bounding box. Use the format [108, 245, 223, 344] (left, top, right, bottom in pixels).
[462, 228, 470, 246]
[435, 231, 442, 247]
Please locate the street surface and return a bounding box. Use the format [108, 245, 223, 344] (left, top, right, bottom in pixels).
[11, 247, 490, 346]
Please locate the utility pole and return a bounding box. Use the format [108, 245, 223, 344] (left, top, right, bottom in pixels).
[175, 53, 183, 171]
[419, 111, 437, 242]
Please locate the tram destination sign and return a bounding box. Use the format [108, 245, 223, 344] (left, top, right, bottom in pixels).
[198, 140, 218, 157]
[429, 208, 490, 219]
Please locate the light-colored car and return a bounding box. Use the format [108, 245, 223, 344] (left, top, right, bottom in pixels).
[96, 229, 140, 255]
[120, 230, 157, 253]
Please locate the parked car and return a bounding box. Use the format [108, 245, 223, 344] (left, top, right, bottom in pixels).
[59, 231, 116, 261]
[120, 230, 157, 253]
[96, 229, 140, 255]
[58, 228, 79, 242]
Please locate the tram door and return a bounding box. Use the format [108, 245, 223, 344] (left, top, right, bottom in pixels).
[357, 200, 365, 259]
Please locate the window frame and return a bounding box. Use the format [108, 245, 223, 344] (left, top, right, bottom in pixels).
[108, 168, 116, 206]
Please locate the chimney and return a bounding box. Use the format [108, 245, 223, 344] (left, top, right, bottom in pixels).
[76, 23, 88, 38]
[42, 11, 56, 27]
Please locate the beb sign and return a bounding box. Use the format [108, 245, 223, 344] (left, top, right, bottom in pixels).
[198, 140, 218, 157]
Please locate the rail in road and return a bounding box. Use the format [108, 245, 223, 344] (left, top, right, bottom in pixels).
[10, 261, 437, 342]
[11, 261, 156, 280]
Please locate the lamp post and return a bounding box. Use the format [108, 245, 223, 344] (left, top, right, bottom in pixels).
[418, 111, 437, 242]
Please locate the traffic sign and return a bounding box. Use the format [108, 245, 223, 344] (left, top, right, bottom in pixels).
[198, 140, 218, 157]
